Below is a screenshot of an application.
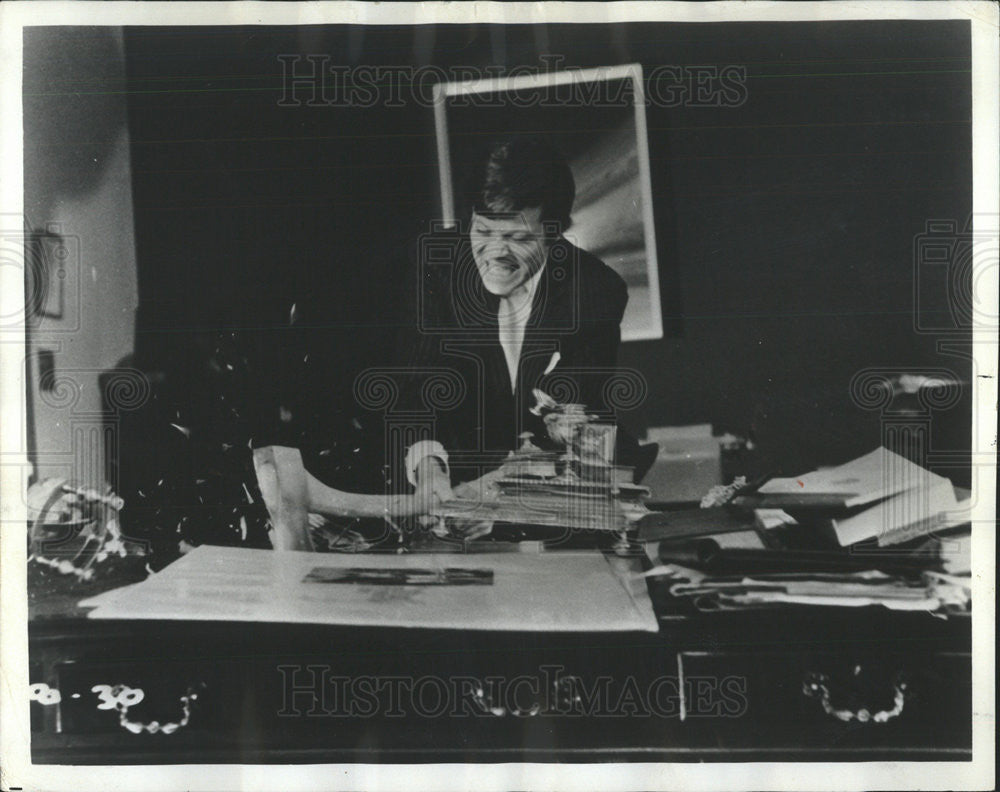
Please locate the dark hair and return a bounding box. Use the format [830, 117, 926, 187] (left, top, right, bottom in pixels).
[466, 136, 575, 232]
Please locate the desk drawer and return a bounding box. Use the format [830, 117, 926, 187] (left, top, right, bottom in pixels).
[678, 650, 971, 757]
[28, 618, 970, 763]
[40, 639, 685, 759]
[52, 659, 222, 736]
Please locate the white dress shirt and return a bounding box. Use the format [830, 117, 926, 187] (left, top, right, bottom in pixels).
[497, 266, 545, 393]
[404, 265, 546, 485]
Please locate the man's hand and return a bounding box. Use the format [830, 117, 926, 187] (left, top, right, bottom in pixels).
[443, 468, 506, 541]
[453, 468, 504, 503]
[413, 457, 492, 539]
[413, 456, 454, 519]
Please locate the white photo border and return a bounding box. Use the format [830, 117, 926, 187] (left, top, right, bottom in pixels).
[1, 3, 996, 792]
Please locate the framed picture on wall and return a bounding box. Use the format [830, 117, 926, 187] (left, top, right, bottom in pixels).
[24, 227, 66, 321]
[433, 63, 664, 342]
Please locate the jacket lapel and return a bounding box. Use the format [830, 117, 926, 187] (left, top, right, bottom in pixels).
[516, 239, 573, 407]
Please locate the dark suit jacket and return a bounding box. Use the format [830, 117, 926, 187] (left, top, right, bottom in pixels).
[403, 231, 628, 484]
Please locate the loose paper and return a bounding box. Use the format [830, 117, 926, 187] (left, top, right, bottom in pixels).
[79, 545, 658, 632]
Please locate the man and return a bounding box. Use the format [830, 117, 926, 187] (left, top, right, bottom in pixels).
[403, 136, 634, 502]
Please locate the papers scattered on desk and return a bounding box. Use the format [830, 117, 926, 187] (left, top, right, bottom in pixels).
[641, 565, 970, 614]
[78, 545, 659, 632]
[936, 532, 972, 575]
[754, 508, 798, 531]
[830, 475, 965, 547]
[757, 447, 926, 509]
[747, 447, 969, 548]
[636, 448, 972, 615]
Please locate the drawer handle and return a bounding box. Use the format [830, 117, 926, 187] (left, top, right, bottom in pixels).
[802, 672, 906, 724]
[91, 683, 204, 735]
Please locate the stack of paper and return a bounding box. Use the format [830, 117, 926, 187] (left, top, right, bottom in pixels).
[78, 545, 659, 632]
[641, 565, 970, 614]
[830, 475, 964, 547]
[756, 447, 930, 508]
[753, 448, 968, 547]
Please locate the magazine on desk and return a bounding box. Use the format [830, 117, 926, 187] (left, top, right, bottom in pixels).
[1, 2, 995, 792]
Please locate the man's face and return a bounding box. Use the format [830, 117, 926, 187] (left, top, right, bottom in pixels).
[470, 207, 549, 297]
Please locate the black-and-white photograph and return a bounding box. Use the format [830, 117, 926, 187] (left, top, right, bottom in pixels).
[434, 63, 664, 340]
[0, 3, 996, 791]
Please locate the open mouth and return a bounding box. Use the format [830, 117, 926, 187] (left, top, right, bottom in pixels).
[488, 260, 519, 275]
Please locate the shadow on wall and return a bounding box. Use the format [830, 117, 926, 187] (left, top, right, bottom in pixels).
[23, 28, 127, 211]
[21, 26, 139, 489]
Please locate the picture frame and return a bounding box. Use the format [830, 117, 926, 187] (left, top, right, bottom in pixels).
[25, 227, 66, 321]
[432, 64, 664, 342]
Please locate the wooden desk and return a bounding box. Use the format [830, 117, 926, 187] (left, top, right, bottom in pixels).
[27, 558, 971, 764]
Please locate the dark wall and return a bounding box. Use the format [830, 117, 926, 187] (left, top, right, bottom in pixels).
[123, 21, 972, 480]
